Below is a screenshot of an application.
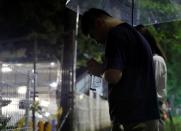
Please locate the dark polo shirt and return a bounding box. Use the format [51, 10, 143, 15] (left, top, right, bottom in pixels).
[105, 23, 160, 124]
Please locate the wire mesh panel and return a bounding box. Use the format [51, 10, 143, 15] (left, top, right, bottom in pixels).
[0, 37, 63, 130]
[0, 63, 33, 130]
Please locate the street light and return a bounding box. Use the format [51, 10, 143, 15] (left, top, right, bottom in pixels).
[17, 86, 27, 95]
[49, 82, 58, 90]
[1, 66, 12, 73]
[50, 62, 55, 67]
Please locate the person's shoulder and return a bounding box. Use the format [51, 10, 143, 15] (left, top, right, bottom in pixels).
[153, 54, 166, 64]
[111, 22, 129, 30]
[108, 23, 129, 37]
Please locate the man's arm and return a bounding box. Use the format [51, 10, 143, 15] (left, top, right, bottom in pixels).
[87, 59, 122, 84]
[87, 58, 104, 77]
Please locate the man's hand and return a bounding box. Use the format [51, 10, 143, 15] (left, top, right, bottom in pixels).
[87, 59, 104, 77]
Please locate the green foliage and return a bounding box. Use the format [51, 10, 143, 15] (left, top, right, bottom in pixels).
[139, 0, 181, 25]
[165, 116, 181, 131]
[0, 0, 65, 62]
[0, 0, 65, 44]
[77, 33, 104, 68]
[146, 22, 181, 104]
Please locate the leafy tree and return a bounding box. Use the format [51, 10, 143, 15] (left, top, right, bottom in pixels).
[147, 21, 181, 107]
[77, 33, 104, 68]
[0, 0, 65, 43]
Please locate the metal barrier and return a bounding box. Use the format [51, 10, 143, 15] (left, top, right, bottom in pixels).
[0, 38, 62, 130]
[0, 68, 32, 131]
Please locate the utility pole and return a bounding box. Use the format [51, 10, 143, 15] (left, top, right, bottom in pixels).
[59, 5, 76, 131]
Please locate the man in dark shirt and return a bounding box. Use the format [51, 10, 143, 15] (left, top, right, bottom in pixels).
[81, 8, 160, 131]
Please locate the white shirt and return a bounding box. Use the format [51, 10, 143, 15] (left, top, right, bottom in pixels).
[153, 54, 167, 101]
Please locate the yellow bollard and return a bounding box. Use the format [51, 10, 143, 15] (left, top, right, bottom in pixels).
[44, 121, 52, 131]
[37, 121, 44, 131]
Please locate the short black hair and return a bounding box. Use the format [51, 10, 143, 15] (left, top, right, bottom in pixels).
[81, 8, 111, 36]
